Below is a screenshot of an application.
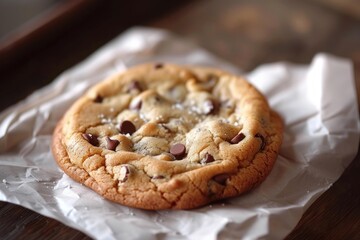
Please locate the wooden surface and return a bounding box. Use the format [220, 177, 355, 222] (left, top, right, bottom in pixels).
[0, 0, 359, 239]
[0, 0, 100, 69]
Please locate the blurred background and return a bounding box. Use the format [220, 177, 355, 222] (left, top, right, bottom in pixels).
[0, 0, 359, 111]
[0, 0, 360, 238]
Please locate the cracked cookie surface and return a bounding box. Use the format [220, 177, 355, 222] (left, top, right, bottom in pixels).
[51, 63, 283, 209]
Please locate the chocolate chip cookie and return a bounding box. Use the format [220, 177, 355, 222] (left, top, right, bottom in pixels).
[51, 63, 283, 209]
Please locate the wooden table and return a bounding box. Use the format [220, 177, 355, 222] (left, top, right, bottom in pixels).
[1, 0, 359, 239]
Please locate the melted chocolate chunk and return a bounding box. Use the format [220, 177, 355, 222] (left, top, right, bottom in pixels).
[230, 132, 246, 144]
[130, 100, 142, 110]
[170, 143, 186, 160]
[152, 175, 165, 180]
[213, 174, 229, 185]
[93, 95, 103, 103]
[255, 133, 266, 151]
[119, 120, 136, 135]
[82, 133, 99, 146]
[204, 99, 219, 115]
[201, 153, 215, 164]
[119, 165, 130, 182]
[128, 80, 143, 92]
[105, 137, 119, 151]
[154, 95, 162, 102]
[154, 63, 164, 69]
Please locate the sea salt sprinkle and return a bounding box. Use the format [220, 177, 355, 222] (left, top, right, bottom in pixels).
[101, 118, 113, 124]
[156, 115, 164, 121]
[172, 102, 184, 110]
[98, 113, 113, 124]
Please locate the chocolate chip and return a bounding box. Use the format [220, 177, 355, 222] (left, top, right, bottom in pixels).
[213, 174, 229, 185]
[105, 137, 119, 151]
[93, 95, 103, 103]
[170, 143, 186, 160]
[128, 80, 143, 92]
[255, 133, 266, 151]
[119, 120, 136, 135]
[204, 99, 218, 115]
[230, 132, 246, 144]
[82, 133, 99, 146]
[152, 175, 165, 180]
[154, 95, 162, 102]
[154, 63, 163, 69]
[130, 100, 142, 110]
[119, 165, 130, 182]
[201, 153, 215, 164]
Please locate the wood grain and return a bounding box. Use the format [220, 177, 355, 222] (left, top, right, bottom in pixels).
[0, 201, 90, 240]
[0, 0, 359, 239]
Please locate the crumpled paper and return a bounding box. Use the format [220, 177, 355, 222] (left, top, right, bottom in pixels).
[0, 27, 359, 240]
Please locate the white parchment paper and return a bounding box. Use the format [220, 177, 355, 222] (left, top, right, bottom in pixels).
[0, 27, 359, 240]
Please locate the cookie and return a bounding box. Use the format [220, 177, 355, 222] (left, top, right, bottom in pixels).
[51, 63, 283, 210]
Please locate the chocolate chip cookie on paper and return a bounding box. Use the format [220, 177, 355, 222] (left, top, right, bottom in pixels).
[52, 63, 283, 210]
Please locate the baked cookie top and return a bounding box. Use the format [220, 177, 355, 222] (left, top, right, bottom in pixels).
[52, 63, 283, 210]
